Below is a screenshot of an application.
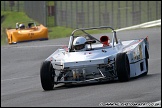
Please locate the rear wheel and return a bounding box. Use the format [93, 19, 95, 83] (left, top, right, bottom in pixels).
[40, 61, 55, 90]
[115, 53, 130, 82]
[143, 48, 149, 75]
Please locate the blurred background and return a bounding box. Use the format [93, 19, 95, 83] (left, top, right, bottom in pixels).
[1, 1, 161, 29]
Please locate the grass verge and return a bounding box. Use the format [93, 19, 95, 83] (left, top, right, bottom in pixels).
[1, 11, 111, 46]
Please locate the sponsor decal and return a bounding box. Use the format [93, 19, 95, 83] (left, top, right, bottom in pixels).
[133, 44, 142, 60]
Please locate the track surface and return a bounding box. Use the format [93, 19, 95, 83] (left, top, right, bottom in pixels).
[1, 27, 161, 107]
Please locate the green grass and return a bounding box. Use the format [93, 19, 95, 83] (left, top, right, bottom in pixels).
[1, 11, 36, 45]
[1, 11, 73, 45]
[47, 1, 54, 6]
[1, 11, 112, 46]
[48, 26, 73, 39]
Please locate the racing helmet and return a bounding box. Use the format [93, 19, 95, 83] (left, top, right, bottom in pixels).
[19, 24, 25, 29]
[73, 36, 87, 51]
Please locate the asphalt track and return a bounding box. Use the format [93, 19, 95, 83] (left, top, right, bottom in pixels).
[1, 27, 161, 107]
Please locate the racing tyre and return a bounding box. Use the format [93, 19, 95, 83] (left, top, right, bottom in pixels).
[40, 61, 55, 90]
[143, 58, 148, 75]
[115, 53, 130, 82]
[143, 48, 149, 75]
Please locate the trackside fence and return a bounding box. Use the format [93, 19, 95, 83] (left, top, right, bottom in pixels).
[1, 1, 161, 29]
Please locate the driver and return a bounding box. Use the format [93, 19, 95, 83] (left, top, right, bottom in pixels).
[19, 23, 25, 29]
[73, 36, 87, 51]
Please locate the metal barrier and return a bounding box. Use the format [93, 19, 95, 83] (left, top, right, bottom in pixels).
[54, 1, 161, 29]
[1, 1, 161, 29]
[1, 1, 24, 12]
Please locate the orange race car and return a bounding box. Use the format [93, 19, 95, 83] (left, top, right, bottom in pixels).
[6, 22, 48, 44]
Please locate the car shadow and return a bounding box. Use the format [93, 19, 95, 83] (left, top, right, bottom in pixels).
[42, 79, 118, 92]
[43, 73, 160, 91]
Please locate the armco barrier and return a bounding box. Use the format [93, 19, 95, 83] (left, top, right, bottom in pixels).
[116, 19, 161, 32]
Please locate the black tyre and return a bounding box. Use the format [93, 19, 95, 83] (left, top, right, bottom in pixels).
[143, 58, 148, 76]
[115, 53, 130, 82]
[143, 48, 149, 75]
[40, 61, 55, 90]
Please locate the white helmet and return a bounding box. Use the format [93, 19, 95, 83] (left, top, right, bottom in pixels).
[19, 24, 25, 29]
[73, 36, 87, 51]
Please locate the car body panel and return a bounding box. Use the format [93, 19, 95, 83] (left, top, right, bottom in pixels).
[6, 22, 48, 44]
[40, 26, 149, 89]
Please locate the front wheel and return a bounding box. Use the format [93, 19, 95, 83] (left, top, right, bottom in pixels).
[115, 53, 130, 82]
[40, 61, 55, 90]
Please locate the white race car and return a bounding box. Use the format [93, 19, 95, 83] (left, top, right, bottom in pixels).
[40, 26, 149, 91]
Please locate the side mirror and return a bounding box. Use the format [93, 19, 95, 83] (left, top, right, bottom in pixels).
[100, 35, 109, 46]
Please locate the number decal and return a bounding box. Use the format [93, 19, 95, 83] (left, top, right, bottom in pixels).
[28, 33, 34, 36]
